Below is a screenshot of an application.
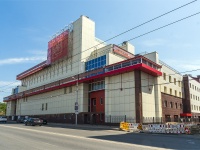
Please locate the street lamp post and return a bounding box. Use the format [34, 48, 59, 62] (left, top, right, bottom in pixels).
[73, 75, 79, 125]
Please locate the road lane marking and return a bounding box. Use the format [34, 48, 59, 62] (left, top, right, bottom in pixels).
[0, 125, 171, 150]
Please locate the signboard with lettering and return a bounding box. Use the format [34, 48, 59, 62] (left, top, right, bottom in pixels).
[113, 45, 134, 59]
[47, 30, 69, 64]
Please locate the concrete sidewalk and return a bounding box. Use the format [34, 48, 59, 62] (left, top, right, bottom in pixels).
[46, 122, 120, 130]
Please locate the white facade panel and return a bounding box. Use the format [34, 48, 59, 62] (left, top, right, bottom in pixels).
[105, 72, 135, 118]
[141, 72, 157, 117]
[188, 76, 200, 114]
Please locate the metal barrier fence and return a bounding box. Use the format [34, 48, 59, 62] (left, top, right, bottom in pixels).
[105, 115, 134, 123]
[143, 117, 200, 124]
[18, 114, 200, 126]
[103, 116, 200, 125]
[104, 116, 200, 124]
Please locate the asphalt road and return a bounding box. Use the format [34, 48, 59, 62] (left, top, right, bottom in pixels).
[0, 123, 199, 150]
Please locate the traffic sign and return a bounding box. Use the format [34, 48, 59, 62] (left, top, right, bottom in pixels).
[75, 102, 79, 114]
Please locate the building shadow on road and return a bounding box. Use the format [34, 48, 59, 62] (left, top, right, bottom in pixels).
[88, 132, 200, 150]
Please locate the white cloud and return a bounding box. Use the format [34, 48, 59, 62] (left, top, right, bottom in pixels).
[142, 39, 166, 47]
[28, 50, 47, 56]
[178, 64, 200, 71]
[0, 56, 46, 66]
[163, 59, 200, 76]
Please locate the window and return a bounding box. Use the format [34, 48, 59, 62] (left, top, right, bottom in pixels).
[89, 80, 105, 92]
[180, 104, 182, 109]
[100, 97, 103, 105]
[169, 76, 172, 82]
[64, 88, 67, 94]
[45, 103, 48, 110]
[175, 103, 178, 109]
[170, 88, 172, 95]
[164, 86, 167, 93]
[179, 92, 181, 98]
[97, 82, 101, 89]
[175, 90, 177, 96]
[93, 99, 96, 106]
[174, 78, 176, 85]
[164, 100, 167, 107]
[42, 104, 44, 111]
[178, 81, 181, 87]
[190, 83, 191, 88]
[170, 102, 173, 108]
[191, 94, 192, 99]
[163, 73, 166, 80]
[85, 55, 106, 71]
[69, 87, 72, 93]
[94, 83, 97, 90]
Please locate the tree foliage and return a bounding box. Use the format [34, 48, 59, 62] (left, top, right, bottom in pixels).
[0, 102, 6, 115]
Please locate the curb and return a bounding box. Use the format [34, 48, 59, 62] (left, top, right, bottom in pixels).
[46, 123, 119, 130]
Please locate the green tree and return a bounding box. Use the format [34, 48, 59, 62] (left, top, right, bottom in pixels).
[0, 102, 7, 115]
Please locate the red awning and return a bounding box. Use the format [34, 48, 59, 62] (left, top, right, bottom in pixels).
[180, 113, 192, 117]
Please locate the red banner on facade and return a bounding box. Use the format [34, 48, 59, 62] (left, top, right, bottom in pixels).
[47, 30, 69, 64]
[113, 45, 134, 59]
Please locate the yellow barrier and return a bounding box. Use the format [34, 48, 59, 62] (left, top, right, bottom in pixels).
[137, 123, 143, 130]
[120, 122, 130, 131]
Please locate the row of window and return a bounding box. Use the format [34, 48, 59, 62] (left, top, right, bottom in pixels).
[163, 100, 182, 109]
[191, 105, 200, 111]
[163, 86, 182, 97]
[142, 59, 158, 70]
[190, 94, 200, 101]
[64, 87, 73, 94]
[22, 60, 72, 87]
[190, 83, 200, 92]
[85, 55, 106, 71]
[90, 98, 104, 106]
[89, 80, 105, 92]
[163, 73, 181, 87]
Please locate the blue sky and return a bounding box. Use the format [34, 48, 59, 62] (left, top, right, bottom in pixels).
[0, 0, 200, 102]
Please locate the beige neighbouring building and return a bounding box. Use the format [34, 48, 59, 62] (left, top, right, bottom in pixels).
[4, 16, 200, 124]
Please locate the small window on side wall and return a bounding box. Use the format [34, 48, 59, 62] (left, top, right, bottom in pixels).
[164, 100, 167, 107]
[46, 103, 48, 110]
[170, 102, 173, 108]
[163, 73, 166, 80]
[100, 97, 103, 105]
[42, 104, 44, 111]
[93, 99, 96, 106]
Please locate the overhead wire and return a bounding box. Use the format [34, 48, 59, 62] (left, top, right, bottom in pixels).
[0, 0, 197, 89]
[17, 10, 200, 91]
[2, 10, 200, 96]
[13, 77, 200, 103]
[1, 1, 200, 95]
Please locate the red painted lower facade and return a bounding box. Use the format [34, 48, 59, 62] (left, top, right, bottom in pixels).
[89, 90, 105, 123]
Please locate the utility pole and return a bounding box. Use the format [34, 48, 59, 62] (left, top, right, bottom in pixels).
[73, 75, 79, 125]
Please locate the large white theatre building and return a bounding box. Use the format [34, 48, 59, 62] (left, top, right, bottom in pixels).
[4, 16, 200, 124]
